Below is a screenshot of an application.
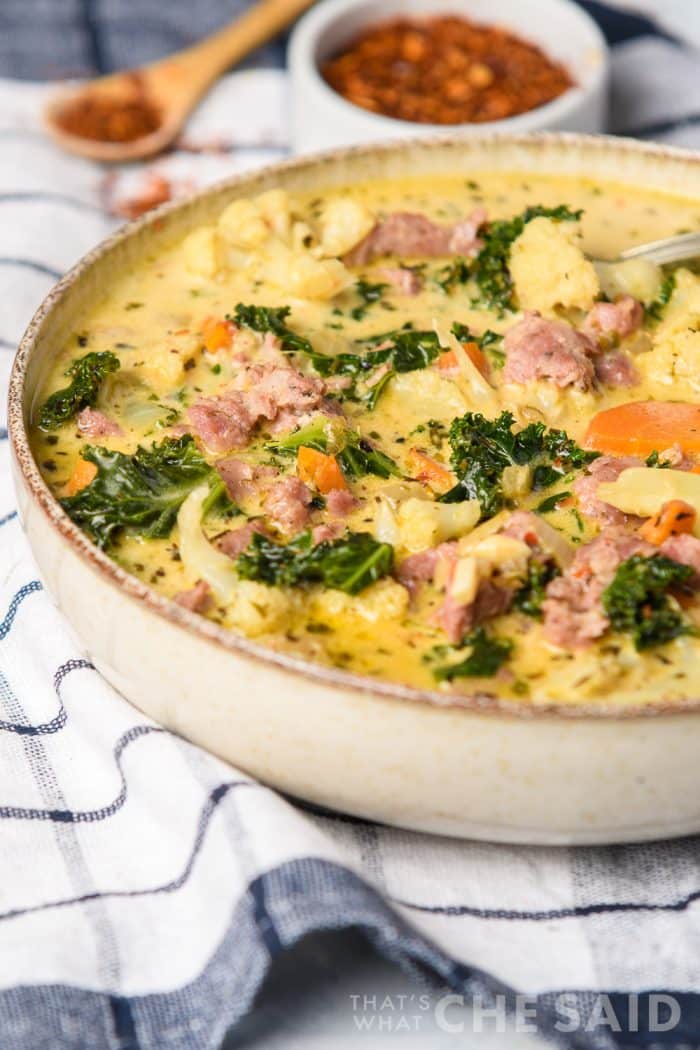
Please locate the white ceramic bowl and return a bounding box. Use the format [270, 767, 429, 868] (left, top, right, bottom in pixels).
[10, 133, 700, 846]
[289, 0, 609, 153]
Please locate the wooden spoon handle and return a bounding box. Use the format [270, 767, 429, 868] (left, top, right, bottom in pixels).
[150, 0, 317, 108]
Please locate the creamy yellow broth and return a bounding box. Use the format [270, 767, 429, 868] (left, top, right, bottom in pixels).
[30, 173, 700, 706]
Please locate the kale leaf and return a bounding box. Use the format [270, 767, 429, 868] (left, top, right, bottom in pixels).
[645, 450, 673, 469]
[534, 491, 571, 513]
[602, 554, 696, 650]
[531, 428, 598, 490]
[363, 370, 395, 411]
[350, 279, 388, 320]
[472, 204, 583, 313]
[513, 560, 560, 618]
[267, 418, 399, 480]
[354, 328, 443, 406]
[231, 303, 331, 372]
[645, 273, 677, 323]
[237, 530, 394, 595]
[433, 627, 514, 681]
[62, 435, 234, 549]
[352, 327, 442, 372]
[325, 327, 442, 408]
[450, 322, 505, 368]
[337, 439, 399, 480]
[434, 257, 471, 293]
[438, 410, 598, 519]
[233, 305, 439, 407]
[39, 351, 120, 430]
[266, 418, 332, 455]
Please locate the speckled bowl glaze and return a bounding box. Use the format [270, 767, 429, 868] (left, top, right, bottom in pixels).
[10, 133, 700, 844]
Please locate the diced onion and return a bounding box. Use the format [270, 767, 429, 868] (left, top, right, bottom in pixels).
[177, 486, 238, 601]
[521, 514, 575, 569]
[374, 497, 400, 546]
[502, 464, 532, 500]
[432, 317, 500, 415]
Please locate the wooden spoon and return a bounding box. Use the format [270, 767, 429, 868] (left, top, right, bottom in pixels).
[44, 0, 316, 163]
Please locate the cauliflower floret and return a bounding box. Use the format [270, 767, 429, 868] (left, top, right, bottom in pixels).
[396, 498, 480, 552]
[641, 328, 700, 394]
[639, 269, 700, 394]
[596, 257, 662, 305]
[471, 534, 532, 580]
[387, 370, 468, 423]
[291, 221, 316, 252]
[504, 377, 596, 430]
[217, 198, 269, 250]
[312, 578, 409, 624]
[255, 189, 292, 241]
[445, 535, 532, 604]
[510, 216, 599, 313]
[181, 226, 225, 278]
[258, 243, 352, 300]
[217, 189, 293, 249]
[655, 268, 700, 337]
[207, 188, 353, 299]
[227, 580, 293, 637]
[123, 330, 200, 392]
[318, 197, 376, 258]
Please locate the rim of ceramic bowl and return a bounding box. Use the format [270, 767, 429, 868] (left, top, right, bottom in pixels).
[289, 0, 609, 137]
[9, 131, 700, 722]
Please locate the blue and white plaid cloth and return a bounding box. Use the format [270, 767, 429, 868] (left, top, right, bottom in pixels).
[2, 3, 700, 1048]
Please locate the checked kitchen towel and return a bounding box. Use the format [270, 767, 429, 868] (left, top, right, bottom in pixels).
[1, 3, 700, 1049]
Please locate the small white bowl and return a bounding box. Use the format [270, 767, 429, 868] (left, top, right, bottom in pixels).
[289, 0, 609, 153]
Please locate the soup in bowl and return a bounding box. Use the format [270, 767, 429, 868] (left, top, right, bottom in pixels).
[12, 135, 700, 842]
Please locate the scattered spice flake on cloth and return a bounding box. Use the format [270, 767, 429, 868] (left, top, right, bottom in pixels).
[102, 171, 196, 220]
[175, 136, 233, 155]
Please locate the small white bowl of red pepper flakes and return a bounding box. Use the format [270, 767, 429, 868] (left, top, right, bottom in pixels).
[289, 0, 609, 153]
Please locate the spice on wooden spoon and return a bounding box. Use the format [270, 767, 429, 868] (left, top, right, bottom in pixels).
[322, 15, 574, 125]
[52, 74, 161, 144]
[45, 0, 315, 163]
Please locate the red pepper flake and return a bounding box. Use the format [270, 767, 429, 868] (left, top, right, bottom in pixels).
[321, 15, 574, 125]
[54, 75, 161, 143]
[112, 173, 173, 220]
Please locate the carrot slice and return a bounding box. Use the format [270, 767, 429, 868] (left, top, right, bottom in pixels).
[297, 446, 348, 494]
[408, 447, 453, 493]
[438, 342, 489, 378]
[316, 456, 348, 494]
[638, 500, 697, 546]
[65, 458, 97, 496]
[201, 317, 233, 353]
[437, 349, 458, 371]
[584, 401, 700, 456]
[462, 341, 490, 378]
